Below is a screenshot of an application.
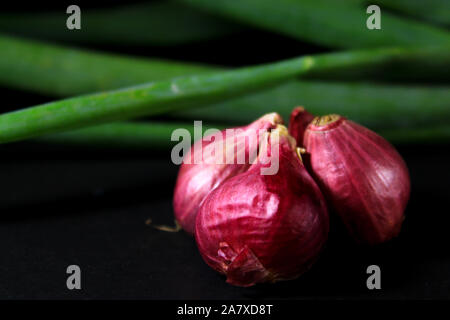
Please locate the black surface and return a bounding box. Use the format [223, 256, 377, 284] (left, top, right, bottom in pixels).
[0, 1, 449, 300]
[0, 143, 449, 299]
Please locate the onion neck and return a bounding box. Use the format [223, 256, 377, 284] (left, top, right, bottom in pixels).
[309, 114, 344, 131]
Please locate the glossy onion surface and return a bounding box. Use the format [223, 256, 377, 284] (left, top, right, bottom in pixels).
[195, 126, 329, 286]
[303, 115, 411, 244]
[173, 113, 282, 234]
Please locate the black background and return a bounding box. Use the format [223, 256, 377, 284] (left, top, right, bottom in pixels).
[0, 1, 449, 300]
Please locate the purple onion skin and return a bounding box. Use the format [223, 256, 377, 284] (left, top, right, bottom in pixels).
[303, 115, 411, 245]
[288, 106, 314, 147]
[195, 127, 329, 287]
[173, 113, 282, 234]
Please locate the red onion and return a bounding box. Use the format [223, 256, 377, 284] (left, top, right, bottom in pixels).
[195, 125, 329, 286]
[173, 113, 282, 234]
[302, 114, 411, 244]
[288, 106, 314, 147]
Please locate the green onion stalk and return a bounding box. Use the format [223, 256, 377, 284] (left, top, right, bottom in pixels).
[1, 35, 449, 132]
[1, 43, 449, 144]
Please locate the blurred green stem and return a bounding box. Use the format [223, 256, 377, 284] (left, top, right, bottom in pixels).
[1, 34, 449, 98]
[1, 34, 449, 126]
[36, 121, 225, 149]
[362, 0, 450, 26]
[0, 47, 365, 144]
[0, 34, 216, 96]
[0, 2, 241, 46]
[180, 81, 450, 129]
[179, 0, 450, 48]
[37, 121, 450, 148]
[1, 45, 447, 144]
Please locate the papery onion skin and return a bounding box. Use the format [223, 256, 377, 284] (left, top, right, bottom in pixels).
[288, 106, 314, 147]
[303, 115, 411, 245]
[195, 126, 329, 287]
[173, 113, 282, 234]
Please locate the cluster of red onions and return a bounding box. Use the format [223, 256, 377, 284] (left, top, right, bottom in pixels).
[173, 107, 410, 287]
